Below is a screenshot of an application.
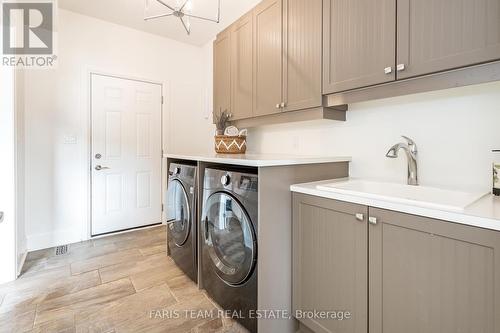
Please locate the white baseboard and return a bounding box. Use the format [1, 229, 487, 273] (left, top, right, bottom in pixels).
[27, 229, 83, 251]
[17, 251, 27, 277]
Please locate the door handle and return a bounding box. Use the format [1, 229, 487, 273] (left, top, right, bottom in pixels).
[204, 216, 209, 241]
[95, 165, 110, 171]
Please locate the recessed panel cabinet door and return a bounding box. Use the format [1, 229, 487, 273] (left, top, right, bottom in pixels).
[323, 0, 396, 94]
[293, 194, 368, 333]
[253, 0, 283, 117]
[213, 30, 231, 117]
[282, 0, 323, 112]
[369, 208, 500, 333]
[397, 0, 500, 79]
[230, 13, 253, 120]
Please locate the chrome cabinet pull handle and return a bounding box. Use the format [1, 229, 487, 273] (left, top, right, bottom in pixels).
[384, 67, 393, 74]
[396, 64, 406, 72]
[369, 217, 378, 225]
[355, 213, 364, 221]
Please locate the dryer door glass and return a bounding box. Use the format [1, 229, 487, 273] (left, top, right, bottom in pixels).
[203, 192, 256, 285]
[166, 179, 191, 247]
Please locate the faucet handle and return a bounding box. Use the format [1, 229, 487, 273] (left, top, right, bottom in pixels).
[401, 135, 417, 152]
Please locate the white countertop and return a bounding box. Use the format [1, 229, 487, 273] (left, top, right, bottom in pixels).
[291, 179, 500, 232]
[164, 153, 352, 167]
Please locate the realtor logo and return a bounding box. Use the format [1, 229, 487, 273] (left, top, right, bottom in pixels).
[2, 0, 57, 68]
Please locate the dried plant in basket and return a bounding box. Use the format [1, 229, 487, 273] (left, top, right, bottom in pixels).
[214, 108, 232, 135]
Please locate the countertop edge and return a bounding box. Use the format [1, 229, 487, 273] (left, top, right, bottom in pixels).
[164, 153, 352, 167]
[291, 182, 500, 232]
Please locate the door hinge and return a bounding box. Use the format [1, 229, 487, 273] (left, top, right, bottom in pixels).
[161, 96, 164, 104]
[161, 204, 164, 212]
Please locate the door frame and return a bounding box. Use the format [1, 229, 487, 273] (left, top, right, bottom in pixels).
[86, 70, 166, 239]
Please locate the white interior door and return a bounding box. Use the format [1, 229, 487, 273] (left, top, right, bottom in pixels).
[91, 74, 162, 236]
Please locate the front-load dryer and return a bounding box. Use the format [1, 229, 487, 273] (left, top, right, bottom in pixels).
[201, 167, 258, 333]
[166, 162, 197, 283]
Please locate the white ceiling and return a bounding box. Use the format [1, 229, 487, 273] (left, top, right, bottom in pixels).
[59, 0, 261, 46]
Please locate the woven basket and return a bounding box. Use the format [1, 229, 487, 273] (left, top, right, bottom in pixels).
[214, 135, 247, 154]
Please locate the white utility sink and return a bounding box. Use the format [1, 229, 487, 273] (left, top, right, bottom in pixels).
[316, 179, 487, 212]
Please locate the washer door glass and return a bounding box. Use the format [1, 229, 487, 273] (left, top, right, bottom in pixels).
[166, 179, 191, 247]
[203, 192, 256, 286]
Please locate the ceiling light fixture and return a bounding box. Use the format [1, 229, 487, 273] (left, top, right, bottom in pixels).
[144, 0, 221, 35]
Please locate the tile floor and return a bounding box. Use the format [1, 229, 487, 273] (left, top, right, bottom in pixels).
[0, 226, 248, 333]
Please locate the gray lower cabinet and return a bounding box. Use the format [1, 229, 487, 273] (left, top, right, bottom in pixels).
[293, 193, 500, 333]
[292, 194, 368, 333]
[397, 0, 500, 80]
[369, 207, 500, 333]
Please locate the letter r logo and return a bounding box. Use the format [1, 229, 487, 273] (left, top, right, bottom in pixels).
[2, 2, 53, 55]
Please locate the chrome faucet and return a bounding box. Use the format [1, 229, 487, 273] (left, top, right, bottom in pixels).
[386, 136, 419, 186]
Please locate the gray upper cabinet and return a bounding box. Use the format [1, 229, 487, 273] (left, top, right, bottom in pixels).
[322, 0, 396, 94]
[253, 0, 283, 117]
[282, 0, 323, 112]
[214, 0, 348, 126]
[217, 0, 500, 121]
[213, 29, 231, 117]
[292, 193, 368, 333]
[230, 13, 254, 120]
[397, 0, 500, 79]
[369, 208, 500, 333]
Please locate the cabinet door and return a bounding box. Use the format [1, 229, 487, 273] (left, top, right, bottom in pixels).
[230, 13, 253, 120]
[369, 208, 500, 333]
[213, 29, 231, 118]
[323, 0, 396, 94]
[293, 194, 368, 333]
[282, 0, 322, 112]
[253, 0, 283, 117]
[397, 0, 500, 79]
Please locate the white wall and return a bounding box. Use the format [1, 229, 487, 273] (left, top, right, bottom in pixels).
[247, 81, 500, 193]
[15, 69, 27, 274]
[200, 41, 500, 194]
[24, 9, 213, 250]
[0, 67, 18, 283]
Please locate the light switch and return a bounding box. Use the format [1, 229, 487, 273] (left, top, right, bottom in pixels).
[63, 135, 77, 144]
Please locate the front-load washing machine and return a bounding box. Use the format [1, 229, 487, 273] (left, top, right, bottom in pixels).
[166, 162, 197, 283]
[201, 167, 258, 333]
